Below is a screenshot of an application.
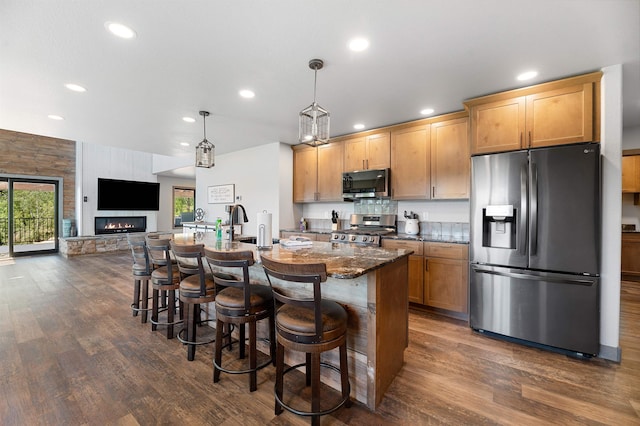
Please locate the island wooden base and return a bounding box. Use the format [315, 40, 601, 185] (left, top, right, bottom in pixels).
[247, 256, 409, 410]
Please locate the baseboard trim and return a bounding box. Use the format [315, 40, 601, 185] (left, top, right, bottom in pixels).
[598, 344, 621, 363]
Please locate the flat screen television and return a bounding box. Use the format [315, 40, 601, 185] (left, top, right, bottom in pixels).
[97, 178, 160, 211]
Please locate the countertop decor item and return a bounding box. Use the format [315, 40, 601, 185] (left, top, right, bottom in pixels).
[195, 110, 215, 168]
[299, 59, 330, 147]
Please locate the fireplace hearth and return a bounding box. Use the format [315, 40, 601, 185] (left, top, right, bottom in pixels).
[95, 216, 147, 235]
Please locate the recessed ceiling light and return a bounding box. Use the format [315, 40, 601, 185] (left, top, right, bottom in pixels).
[353, 123, 365, 130]
[105, 21, 137, 39]
[420, 108, 435, 115]
[48, 115, 64, 120]
[239, 89, 255, 99]
[180, 142, 190, 147]
[348, 37, 369, 52]
[182, 117, 196, 123]
[65, 83, 86, 92]
[517, 70, 538, 81]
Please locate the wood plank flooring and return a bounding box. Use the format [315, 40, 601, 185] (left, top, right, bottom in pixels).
[0, 252, 638, 425]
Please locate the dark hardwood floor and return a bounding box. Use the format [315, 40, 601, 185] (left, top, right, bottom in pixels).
[0, 252, 638, 425]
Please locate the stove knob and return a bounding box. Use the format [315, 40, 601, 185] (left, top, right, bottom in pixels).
[350, 235, 357, 241]
[340, 235, 346, 240]
[332, 234, 338, 240]
[362, 236, 368, 242]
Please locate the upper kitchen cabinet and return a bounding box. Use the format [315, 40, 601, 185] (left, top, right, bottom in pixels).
[465, 71, 602, 155]
[431, 117, 470, 199]
[622, 155, 640, 193]
[342, 132, 390, 171]
[292, 142, 344, 203]
[391, 124, 431, 200]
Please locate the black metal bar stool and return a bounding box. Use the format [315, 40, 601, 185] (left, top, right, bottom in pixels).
[146, 235, 182, 339]
[127, 233, 152, 323]
[170, 241, 221, 361]
[205, 249, 275, 392]
[261, 255, 351, 425]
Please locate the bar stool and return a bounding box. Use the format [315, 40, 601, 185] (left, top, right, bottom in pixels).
[261, 255, 351, 425]
[205, 249, 275, 392]
[127, 233, 152, 323]
[146, 236, 182, 339]
[170, 241, 222, 361]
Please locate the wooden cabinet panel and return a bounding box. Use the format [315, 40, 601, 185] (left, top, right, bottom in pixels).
[391, 125, 430, 200]
[315, 233, 331, 242]
[343, 136, 367, 171]
[293, 146, 318, 202]
[431, 117, 470, 199]
[382, 239, 424, 303]
[622, 156, 640, 193]
[293, 142, 343, 203]
[527, 83, 593, 148]
[424, 257, 468, 313]
[343, 132, 390, 171]
[425, 242, 468, 260]
[470, 97, 525, 155]
[621, 232, 640, 276]
[466, 72, 601, 155]
[317, 142, 343, 201]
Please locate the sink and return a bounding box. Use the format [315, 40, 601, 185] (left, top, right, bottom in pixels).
[235, 236, 280, 245]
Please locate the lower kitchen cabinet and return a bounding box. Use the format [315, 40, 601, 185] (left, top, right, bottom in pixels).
[621, 232, 640, 278]
[382, 239, 469, 316]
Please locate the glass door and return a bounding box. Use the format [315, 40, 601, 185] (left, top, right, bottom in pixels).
[0, 178, 59, 258]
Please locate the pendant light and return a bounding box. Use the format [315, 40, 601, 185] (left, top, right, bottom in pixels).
[195, 111, 215, 168]
[299, 59, 330, 147]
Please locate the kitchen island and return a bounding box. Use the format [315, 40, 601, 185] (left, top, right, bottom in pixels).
[173, 234, 412, 410]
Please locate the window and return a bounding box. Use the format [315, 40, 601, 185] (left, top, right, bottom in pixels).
[172, 186, 195, 228]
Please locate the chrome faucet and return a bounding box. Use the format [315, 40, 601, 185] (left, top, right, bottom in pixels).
[228, 204, 248, 241]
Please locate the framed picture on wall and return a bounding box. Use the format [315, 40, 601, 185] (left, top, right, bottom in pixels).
[207, 184, 235, 204]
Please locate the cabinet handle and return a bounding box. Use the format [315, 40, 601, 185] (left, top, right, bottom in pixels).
[520, 132, 523, 146]
[362, 159, 365, 170]
[529, 131, 532, 146]
[366, 159, 369, 169]
[432, 186, 435, 198]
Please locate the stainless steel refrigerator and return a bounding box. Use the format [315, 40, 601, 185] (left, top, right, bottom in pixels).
[469, 143, 600, 356]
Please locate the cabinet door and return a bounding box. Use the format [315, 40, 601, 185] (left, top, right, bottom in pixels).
[621, 233, 640, 275]
[622, 156, 640, 193]
[526, 83, 593, 148]
[431, 117, 469, 199]
[408, 255, 425, 304]
[293, 146, 317, 202]
[470, 97, 525, 155]
[343, 136, 367, 171]
[424, 257, 468, 313]
[391, 124, 430, 200]
[366, 132, 391, 170]
[317, 142, 344, 201]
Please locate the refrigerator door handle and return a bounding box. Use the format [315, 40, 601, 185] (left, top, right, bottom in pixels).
[518, 164, 528, 255]
[530, 162, 538, 256]
[471, 265, 595, 286]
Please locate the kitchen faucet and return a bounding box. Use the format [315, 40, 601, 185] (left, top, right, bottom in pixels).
[228, 204, 248, 241]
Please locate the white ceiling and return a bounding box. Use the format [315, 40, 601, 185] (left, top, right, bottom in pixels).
[1, 0, 639, 177]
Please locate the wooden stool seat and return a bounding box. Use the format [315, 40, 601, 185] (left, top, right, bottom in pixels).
[147, 236, 183, 340]
[127, 233, 153, 323]
[261, 255, 351, 426]
[206, 249, 275, 392]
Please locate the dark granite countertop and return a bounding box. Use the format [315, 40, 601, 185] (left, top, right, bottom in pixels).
[174, 234, 412, 279]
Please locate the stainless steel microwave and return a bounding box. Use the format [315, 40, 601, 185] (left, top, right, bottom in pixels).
[342, 168, 390, 199]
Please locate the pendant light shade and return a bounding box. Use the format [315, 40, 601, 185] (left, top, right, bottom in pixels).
[299, 59, 330, 147]
[195, 111, 215, 168]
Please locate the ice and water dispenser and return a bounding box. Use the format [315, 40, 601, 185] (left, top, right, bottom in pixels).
[482, 205, 517, 249]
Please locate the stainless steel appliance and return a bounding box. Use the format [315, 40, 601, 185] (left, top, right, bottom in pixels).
[342, 168, 390, 200]
[331, 213, 396, 246]
[469, 143, 601, 357]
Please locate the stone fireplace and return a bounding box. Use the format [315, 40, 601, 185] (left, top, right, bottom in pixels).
[95, 216, 147, 235]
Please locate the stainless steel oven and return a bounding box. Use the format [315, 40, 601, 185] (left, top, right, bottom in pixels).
[330, 214, 396, 246]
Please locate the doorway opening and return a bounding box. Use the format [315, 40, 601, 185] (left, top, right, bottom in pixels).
[173, 186, 196, 228]
[0, 178, 59, 258]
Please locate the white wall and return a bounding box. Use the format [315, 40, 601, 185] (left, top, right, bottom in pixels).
[76, 142, 158, 235]
[156, 175, 196, 231]
[599, 64, 623, 360]
[195, 142, 293, 234]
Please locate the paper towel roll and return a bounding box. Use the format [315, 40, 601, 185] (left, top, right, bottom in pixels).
[256, 211, 272, 248]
